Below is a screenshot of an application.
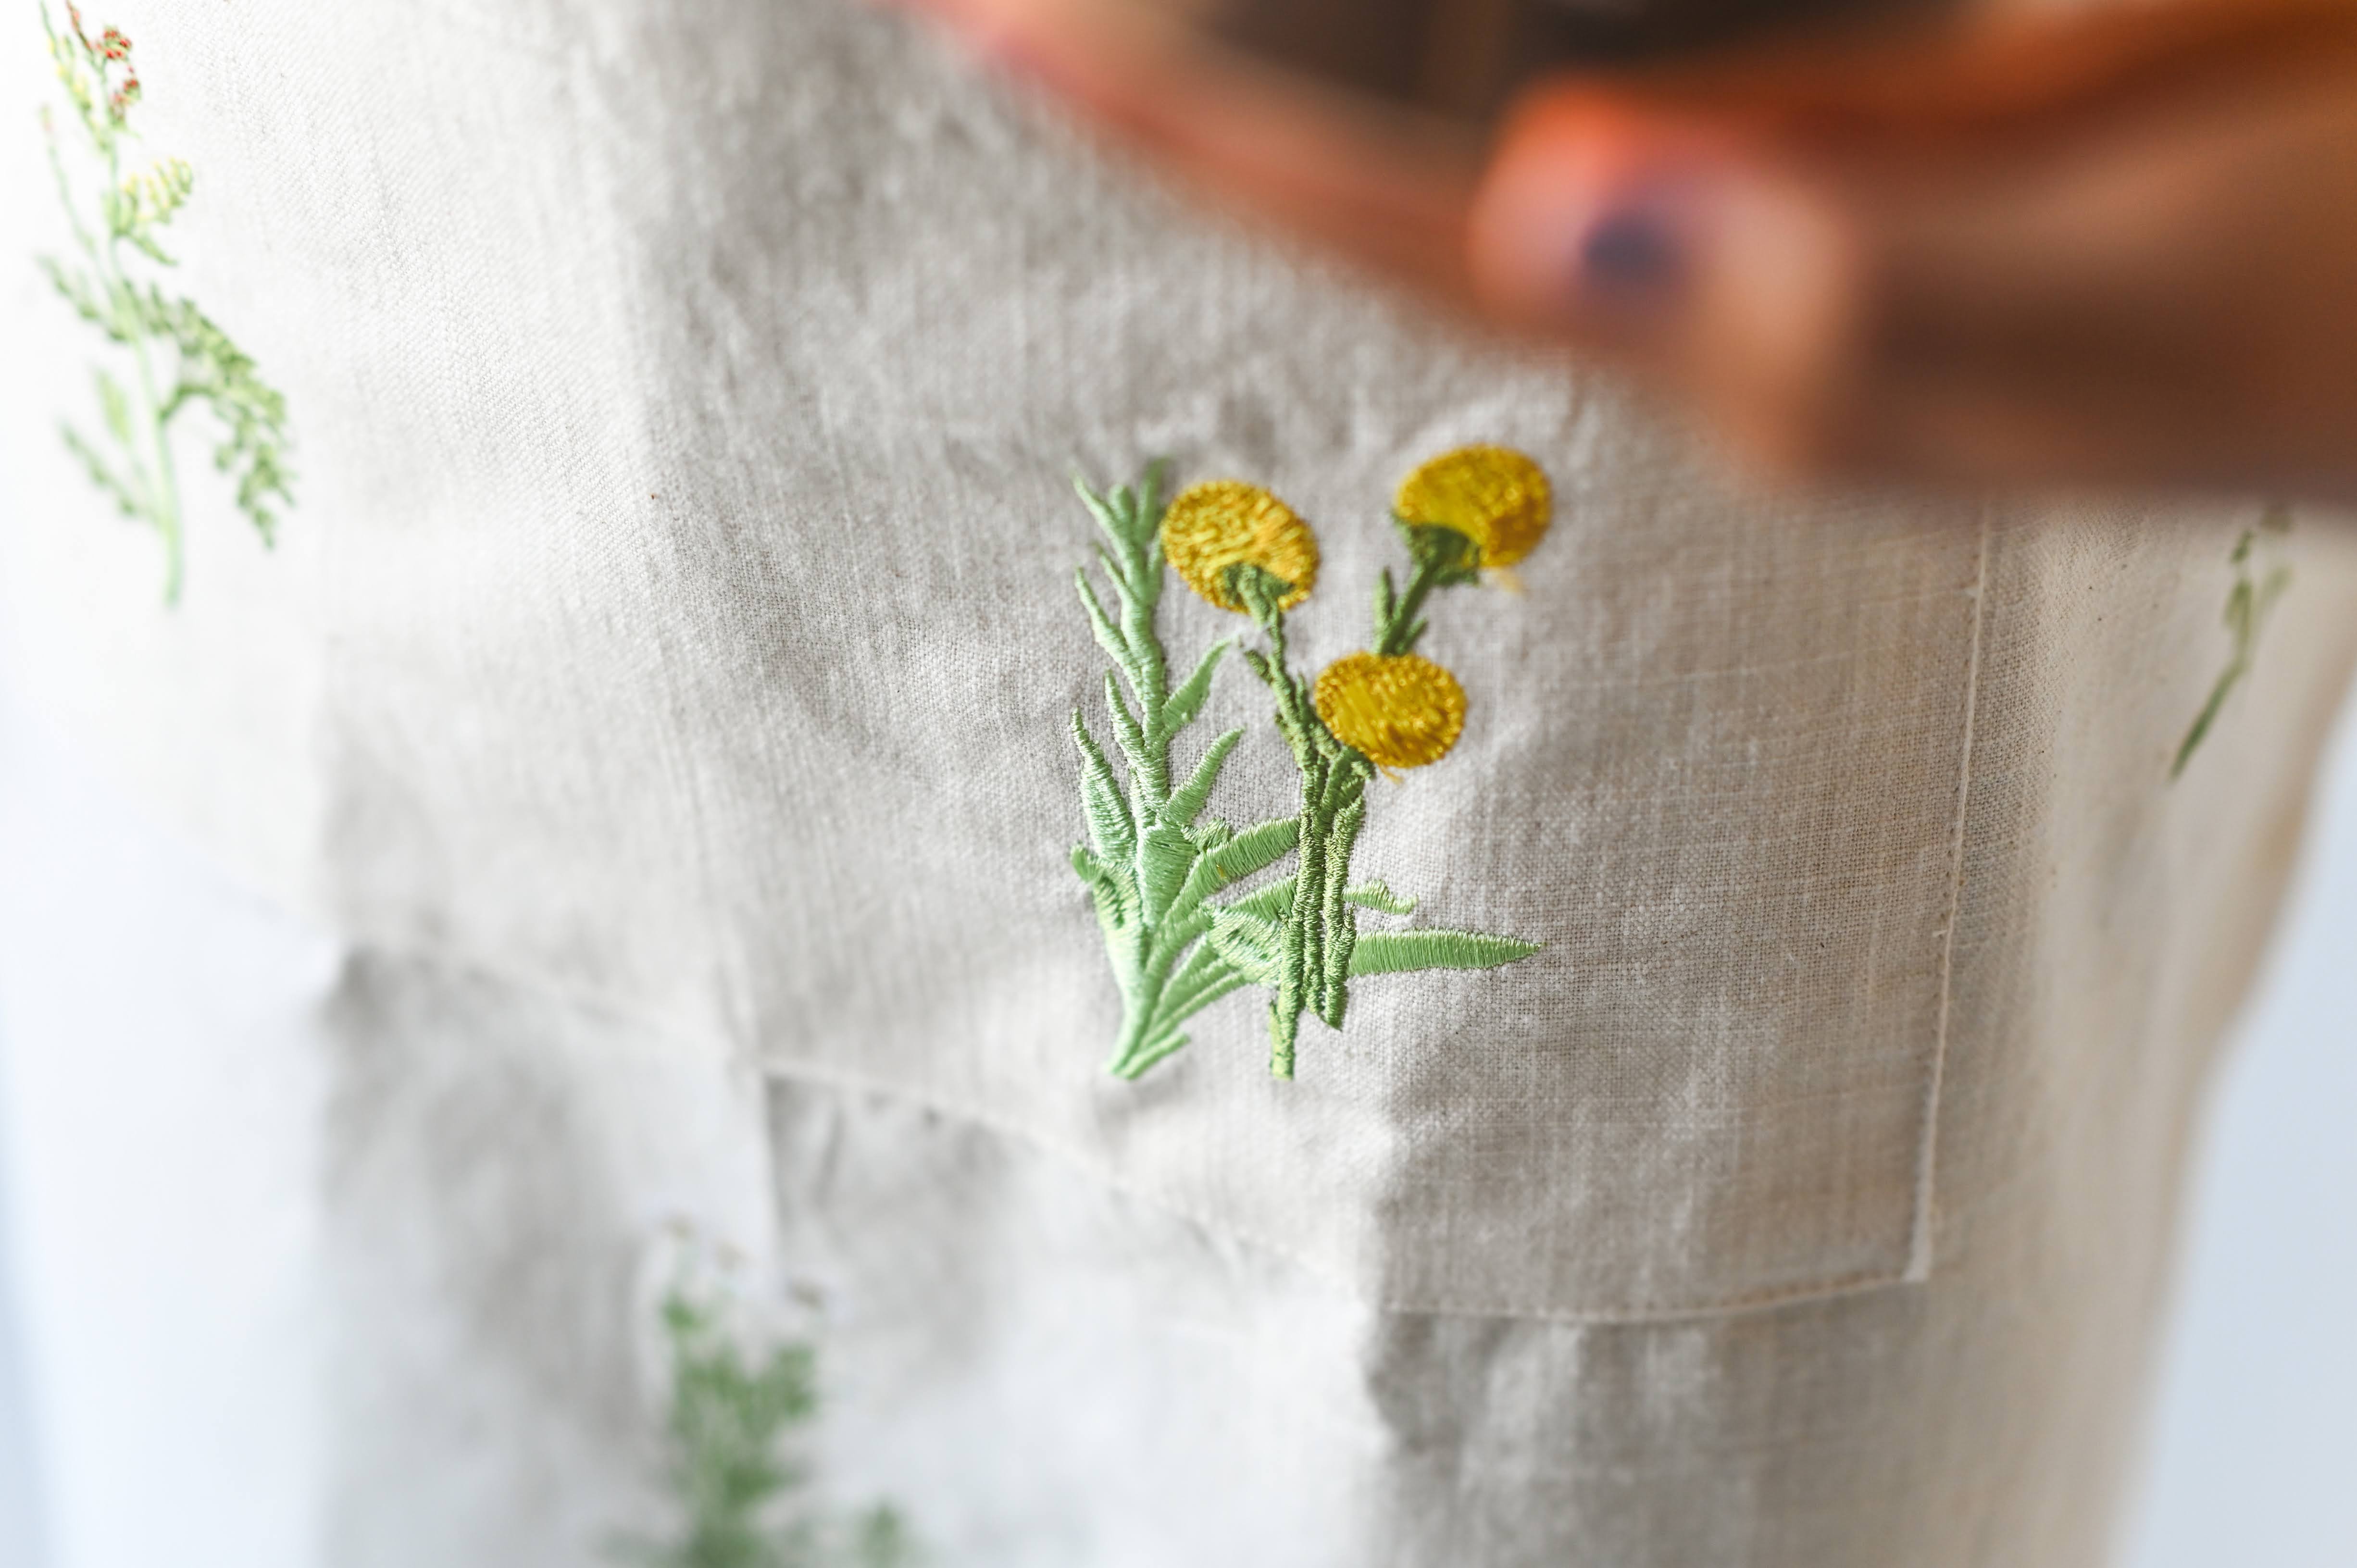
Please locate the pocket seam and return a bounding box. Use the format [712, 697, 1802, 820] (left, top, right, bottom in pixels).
[1903, 506, 1995, 1286]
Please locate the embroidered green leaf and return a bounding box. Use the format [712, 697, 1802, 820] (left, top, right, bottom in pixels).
[1207, 908, 1282, 985]
[1161, 639, 1228, 735]
[1221, 875, 1295, 923]
[1075, 569, 1130, 668]
[1074, 473, 1136, 553]
[1199, 816, 1303, 886]
[1161, 816, 1299, 937]
[1109, 672, 1174, 809]
[36, 6, 295, 601]
[1093, 542, 1134, 599]
[1070, 846, 1137, 936]
[1136, 821, 1196, 925]
[1110, 1027, 1192, 1081]
[1156, 944, 1251, 1027]
[1348, 930, 1543, 976]
[1346, 880, 1416, 915]
[2173, 506, 2295, 780]
[1070, 711, 1135, 864]
[1218, 876, 1412, 924]
[1165, 728, 1242, 828]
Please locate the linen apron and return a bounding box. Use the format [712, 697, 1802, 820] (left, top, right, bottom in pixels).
[3, 1, 2353, 1561]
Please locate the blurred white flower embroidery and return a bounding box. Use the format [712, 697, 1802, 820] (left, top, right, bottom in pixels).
[36, 3, 292, 602]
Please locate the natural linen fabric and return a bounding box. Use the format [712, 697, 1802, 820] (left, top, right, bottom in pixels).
[2, 0, 2354, 1563]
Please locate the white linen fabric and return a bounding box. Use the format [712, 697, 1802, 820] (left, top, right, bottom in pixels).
[3, 0, 2355, 1562]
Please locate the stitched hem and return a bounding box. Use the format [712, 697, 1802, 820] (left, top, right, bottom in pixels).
[1908, 509, 1993, 1284]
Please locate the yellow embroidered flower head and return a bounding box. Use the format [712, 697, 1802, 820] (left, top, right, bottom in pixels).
[1161, 479, 1320, 612]
[1393, 445, 1551, 569]
[1314, 651, 1467, 771]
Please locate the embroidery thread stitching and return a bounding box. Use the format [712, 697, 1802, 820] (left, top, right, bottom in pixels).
[1068, 449, 1547, 1083]
[36, 3, 293, 602]
[2172, 502, 2293, 780]
[1069, 464, 1292, 1080]
[610, 1229, 915, 1568]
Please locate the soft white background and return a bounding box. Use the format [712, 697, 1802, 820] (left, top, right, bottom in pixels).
[0, 686, 2350, 1565]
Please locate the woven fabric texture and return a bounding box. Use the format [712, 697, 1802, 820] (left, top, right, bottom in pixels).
[3, 0, 2356, 1563]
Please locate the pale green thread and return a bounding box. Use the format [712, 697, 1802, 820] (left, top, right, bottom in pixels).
[1068, 464, 1307, 1079]
[1067, 460, 1545, 1083]
[1347, 929, 1541, 976]
[1234, 561, 1378, 1072]
[611, 1253, 915, 1568]
[2172, 503, 2294, 781]
[1372, 516, 1478, 657]
[36, 4, 292, 603]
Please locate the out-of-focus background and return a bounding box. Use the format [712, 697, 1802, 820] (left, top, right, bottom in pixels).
[0, 691, 2350, 1567]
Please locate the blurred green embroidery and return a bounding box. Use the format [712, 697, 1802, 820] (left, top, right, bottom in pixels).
[1068, 447, 1546, 1082]
[36, 4, 292, 603]
[614, 1244, 915, 1568]
[2172, 504, 2293, 781]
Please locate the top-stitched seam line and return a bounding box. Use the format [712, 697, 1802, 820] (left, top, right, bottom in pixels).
[753, 1053, 1920, 1325]
[187, 898, 1931, 1323]
[149, 768, 1958, 1319]
[1908, 507, 1994, 1282]
[280, 906, 1945, 1320]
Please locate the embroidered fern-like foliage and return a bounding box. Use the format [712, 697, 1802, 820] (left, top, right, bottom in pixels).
[614, 1279, 915, 1568]
[1068, 464, 1291, 1078]
[1069, 451, 1546, 1082]
[37, 3, 292, 602]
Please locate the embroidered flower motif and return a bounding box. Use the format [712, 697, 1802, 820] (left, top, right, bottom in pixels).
[1314, 651, 1467, 771]
[37, 4, 294, 602]
[1065, 449, 1550, 1083]
[1393, 444, 1551, 568]
[1160, 479, 1320, 611]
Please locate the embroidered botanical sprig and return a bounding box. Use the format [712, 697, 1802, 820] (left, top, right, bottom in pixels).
[2172, 502, 2293, 780]
[612, 1239, 914, 1568]
[1068, 448, 1546, 1082]
[1068, 466, 1300, 1080]
[36, 3, 292, 602]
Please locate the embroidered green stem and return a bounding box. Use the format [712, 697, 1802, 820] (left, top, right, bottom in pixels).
[2172, 503, 2294, 781]
[1372, 521, 1478, 657]
[1233, 564, 1377, 1075]
[37, 4, 292, 603]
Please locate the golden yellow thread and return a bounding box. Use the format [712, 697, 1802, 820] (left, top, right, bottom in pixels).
[1160, 480, 1320, 612]
[1393, 445, 1551, 568]
[1314, 651, 1467, 771]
